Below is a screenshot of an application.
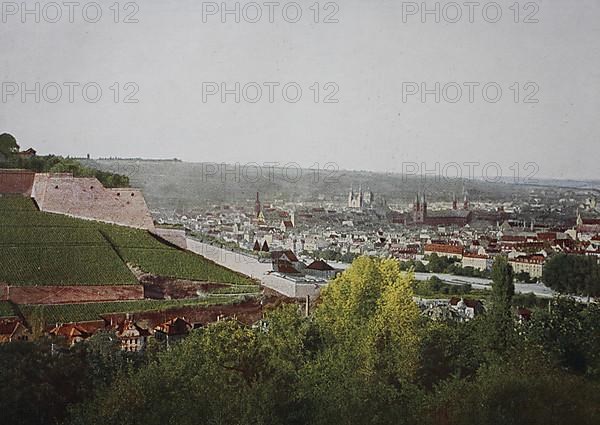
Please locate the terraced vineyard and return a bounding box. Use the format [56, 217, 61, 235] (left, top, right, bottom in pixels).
[0, 227, 106, 246]
[119, 248, 255, 285]
[99, 225, 167, 248]
[19, 296, 247, 324]
[0, 210, 90, 227]
[0, 195, 258, 288]
[0, 245, 137, 286]
[0, 196, 37, 210]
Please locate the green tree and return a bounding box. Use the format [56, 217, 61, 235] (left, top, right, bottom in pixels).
[543, 254, 600, 300]
[526, 298, 600, 377]
[306, 257, 422, 425]
[417, 320, 484, 389]
[0, 133, 19, 160]
[487, 256, 515, 352]
[427, 350, 600, 425]
[0, 340, 87, 425]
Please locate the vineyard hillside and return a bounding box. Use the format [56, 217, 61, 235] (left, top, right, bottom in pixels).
[0, 195, 258, 289]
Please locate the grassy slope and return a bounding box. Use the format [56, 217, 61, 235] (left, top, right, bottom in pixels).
[0, 196, 257, 288]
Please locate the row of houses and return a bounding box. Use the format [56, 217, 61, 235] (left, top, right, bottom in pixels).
[0, 315, 194, 351]
[423, 242, 547, 278]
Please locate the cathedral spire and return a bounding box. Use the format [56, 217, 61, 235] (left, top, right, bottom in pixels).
[254, 192, 261, 218]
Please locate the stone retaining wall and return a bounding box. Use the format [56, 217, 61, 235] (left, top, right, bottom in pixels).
[6, 285, 144, 305]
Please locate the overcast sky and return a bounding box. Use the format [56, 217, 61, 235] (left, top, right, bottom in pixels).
[1, 0, 599, 180]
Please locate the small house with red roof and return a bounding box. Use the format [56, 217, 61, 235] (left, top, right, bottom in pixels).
[0, 319, 30, 343]
[306, 259, 337, 280]
[154, 317, 192, 344]
[113, 317, 151, 352]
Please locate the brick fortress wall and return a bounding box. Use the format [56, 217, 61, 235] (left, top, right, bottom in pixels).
[32, 173, 155, 230]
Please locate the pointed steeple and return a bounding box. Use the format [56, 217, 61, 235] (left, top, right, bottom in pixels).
[254, 192, 261, 218]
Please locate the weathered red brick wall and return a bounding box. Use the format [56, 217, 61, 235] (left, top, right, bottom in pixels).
[8, 285, 144, 305]
[0, 170, 35, 195]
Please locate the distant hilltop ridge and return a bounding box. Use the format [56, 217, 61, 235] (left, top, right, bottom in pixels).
[0, 169, 154, 230]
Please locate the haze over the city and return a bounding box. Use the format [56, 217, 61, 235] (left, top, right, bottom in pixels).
[1, 0, 599, 179]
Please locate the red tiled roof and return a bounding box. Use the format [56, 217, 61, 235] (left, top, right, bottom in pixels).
[0, 320, 22, 336]
[511, 255, 545, 264]
[463, 253, 488, 259]
[276, 260, 300, 274]
[155, 317, 192, 336]
[271, 250, 299, 262]
[424, 243, 464, 255]
[307, 260, 334, 271]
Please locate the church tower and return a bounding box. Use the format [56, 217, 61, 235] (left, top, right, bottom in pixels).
[413, 193, 423, 223]
[254, 192, 262, 218]
[358, 184, 364, 208]
[462, 184, 469, 210]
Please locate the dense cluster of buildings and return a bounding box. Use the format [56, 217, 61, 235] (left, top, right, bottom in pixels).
[155, 184, 600, 283]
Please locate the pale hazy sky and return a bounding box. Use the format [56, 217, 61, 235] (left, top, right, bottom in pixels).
[1, 0, 599, 179]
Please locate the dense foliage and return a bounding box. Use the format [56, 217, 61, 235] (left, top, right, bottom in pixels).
[413, 275, 478, 297]
[3, 257, 600, 425]
[0, 133, 19, 158]
[399, 254, 491, 278]
[543, 253, 600, 299]
[0, 301, 18, 317]
[0, 332, 143, 425]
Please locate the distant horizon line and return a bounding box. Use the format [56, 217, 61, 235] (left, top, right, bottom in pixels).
[21, 149, 598, 184]
[79, 156, 599, 185]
